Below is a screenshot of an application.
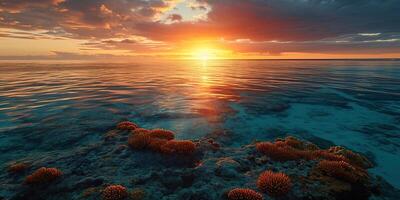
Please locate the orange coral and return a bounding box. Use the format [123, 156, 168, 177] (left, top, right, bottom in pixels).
[149, 129, 175, 140]
[102, 185, 128, 200]
[328, 146, 373, 168]
[8, 162, 29, 174]
[227, 188, 263, 200]
[25, 167, 62, 185]
[117, 121, 138, 130]
[257, 171, 292, 197]
[128, 133, 151, 149]
[317, 160, 368, 183]
[132, 128, 150, 135]
[147, 138, 168, 152]
[283, 136, 304, 149]
[313, 150, 349, 162]
[256, 142, 299, 161]
[161, 140, 196, 155]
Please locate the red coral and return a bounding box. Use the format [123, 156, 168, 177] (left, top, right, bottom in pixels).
[256, 142, 299, 161]
[149, 129, 175, 140]
[313, 150, 349, 162]
[328, 146, 373, 168]
[25, 167, 62, 185]
[128, 133, 151, 149]
[148, 138, 168, 152]
[117, 121, 138, 130]
[161, 140, 196, 155]
[8, 162, 29, 174]
[257, 171, 292, 197]
[227, 188, 263, 200]
[283, 136, 304, 149]
[132, 128, 150, 135]
[102, 185, 128, 200]
[317, 160, 367, 183]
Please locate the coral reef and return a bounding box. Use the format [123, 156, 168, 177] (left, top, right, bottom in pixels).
[8, 162, 29, 174]
[256, 142, 299, 161]
[128, 133, 151, 149]
[102, 185, 128, 200]
[160, 140, 197, 155]
[2, 122, 398, 200]
[328, 146, 373, 168]
[25, 167, 62, 185]
[256, 137, 359, 164]
[316, 160, 368, 183]
[149, 129, 175, 140]
[132, 128, 150, 135]
[227, 188, 264, 200]
[116, 121, 138, 131]
[147, 138, 168, 152]
[257, 170, 292, 197]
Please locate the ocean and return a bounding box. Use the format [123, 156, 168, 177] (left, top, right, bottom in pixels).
[1, 60, 399, 199]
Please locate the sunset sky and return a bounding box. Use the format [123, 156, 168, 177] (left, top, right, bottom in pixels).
[1, 0, 400, 60]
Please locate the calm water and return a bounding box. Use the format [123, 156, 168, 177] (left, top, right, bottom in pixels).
[1, 60, 400, 188]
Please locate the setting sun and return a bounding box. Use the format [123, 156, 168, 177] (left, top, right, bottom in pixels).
[192, 48, 216, 61]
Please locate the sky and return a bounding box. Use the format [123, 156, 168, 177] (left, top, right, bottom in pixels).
[1, 0, 400, 60]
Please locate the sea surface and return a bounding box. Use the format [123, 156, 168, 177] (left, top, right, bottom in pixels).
[1, 60, 400, 189]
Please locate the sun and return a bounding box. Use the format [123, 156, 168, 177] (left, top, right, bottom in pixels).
[192, 48, 217, 61]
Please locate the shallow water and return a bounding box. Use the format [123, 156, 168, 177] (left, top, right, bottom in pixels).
[1, 60, 400, 189]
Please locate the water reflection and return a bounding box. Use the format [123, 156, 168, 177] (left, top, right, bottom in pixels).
[1, 60, 400, 187]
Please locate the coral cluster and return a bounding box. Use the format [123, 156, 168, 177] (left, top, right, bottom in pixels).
[160, 140, 197, 155]
[316, 160, 368, 183]
[256, 142, 299, 161]
[102, 185, 129, 200]
[117, 121, 138, 131]
[149, 129, 175, 140]
[257, 170, 292, 197]
[128, 132, 152, 149]
[8, 162, 29, 174]
[256, 137, 354, 163]
[328, 146, 373, 168]
[227, 188, 264, 200]
[25, 167, 62, 185]
[126, 124, 196, 155]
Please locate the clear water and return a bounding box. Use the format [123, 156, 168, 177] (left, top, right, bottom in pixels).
[1, 60, 400, 188]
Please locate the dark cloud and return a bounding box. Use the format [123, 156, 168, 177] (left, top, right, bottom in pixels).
[168, 14, 182, 22]
[137, 0, 400, 42]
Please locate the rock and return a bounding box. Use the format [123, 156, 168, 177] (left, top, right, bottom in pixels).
[215, 157, 240, 178]
[75, 177, 104, 188]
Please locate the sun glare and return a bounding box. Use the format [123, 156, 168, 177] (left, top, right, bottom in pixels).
[192, 48, 217, 61]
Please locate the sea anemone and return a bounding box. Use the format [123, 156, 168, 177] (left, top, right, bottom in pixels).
[25, 167, 62, 185]
[149, 129, 175, 140]
[257, 171, 292, 197]
[161, 140, 196, 155]
[316, 160, 367, 183]
[256, 142, 299, 161]
[102, 185, 128, 200]
[8, 162, 29, 174]
[227, 188, 263, 200]
[128, 133, 151, 149]
[117, 121, 138, 130]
